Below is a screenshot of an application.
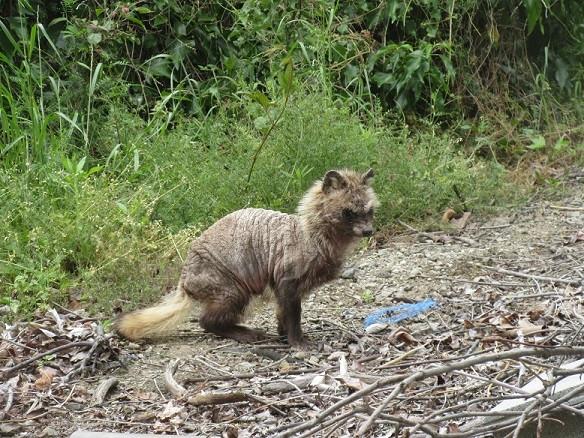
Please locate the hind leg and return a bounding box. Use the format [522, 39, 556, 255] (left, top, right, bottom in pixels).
[199, 294, 267, 344]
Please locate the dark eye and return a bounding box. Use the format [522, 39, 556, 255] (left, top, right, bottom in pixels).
[342, 209, 355, 220]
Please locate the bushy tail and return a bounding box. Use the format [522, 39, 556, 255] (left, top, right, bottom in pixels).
[114, 286, 193, 341]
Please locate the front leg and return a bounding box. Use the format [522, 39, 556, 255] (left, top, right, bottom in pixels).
[276, 280, 307, 347]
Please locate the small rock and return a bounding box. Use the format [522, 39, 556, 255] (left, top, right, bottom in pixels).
[293, 351, 307, 360]
[340, 267, 357, 280]
[408, 268, 421, 278]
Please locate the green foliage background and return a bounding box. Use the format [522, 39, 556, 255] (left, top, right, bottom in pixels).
[0, 0, 582, 316]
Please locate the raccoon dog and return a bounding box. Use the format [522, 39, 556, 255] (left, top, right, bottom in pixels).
[115, 168, 379, 347]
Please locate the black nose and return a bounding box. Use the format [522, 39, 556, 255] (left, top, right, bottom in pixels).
[362, 229, 373, 237]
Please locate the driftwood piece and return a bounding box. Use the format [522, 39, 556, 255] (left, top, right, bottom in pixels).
[163, 359, 187, 398]
[92, 377, 118, 405]
[187, 392, 248, 406]
[260, 375, 315, 395]
[164, 359, 249, 406]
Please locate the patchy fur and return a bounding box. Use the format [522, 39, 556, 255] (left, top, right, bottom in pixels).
[115, 169, 379, 347]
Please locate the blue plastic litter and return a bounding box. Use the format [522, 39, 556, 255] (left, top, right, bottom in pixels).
[363, 299, 438, 328]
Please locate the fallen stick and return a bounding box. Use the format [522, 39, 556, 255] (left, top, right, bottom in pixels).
[164, 359, 251, 406]
[398, 220, 477, 246]
[475, 263, 582, 286]
[92, 377, 119, 405]
[187, 391, 248, 406]
[184, 366, 328, 384]
[164, 359, 187, 398]
[261, 375, 315, 395]
[278, 346, 584, 437]
[549, 205, 584, 211]
[1, 341, 94, 377]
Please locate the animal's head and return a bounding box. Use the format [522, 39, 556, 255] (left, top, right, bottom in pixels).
[298, 168, 380, 238]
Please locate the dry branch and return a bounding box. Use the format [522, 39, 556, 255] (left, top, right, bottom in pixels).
[0, 340, 94, 378]
[476, 263, 582, 286]
[187, 391, 248, 406]
[260, 375, 315, 395]
[277, 346, 584, 437]
[92, 377, 119, 405]
[164, 359, 187, 398]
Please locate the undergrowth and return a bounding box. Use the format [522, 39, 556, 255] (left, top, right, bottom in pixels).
[0, 94, 515, 316]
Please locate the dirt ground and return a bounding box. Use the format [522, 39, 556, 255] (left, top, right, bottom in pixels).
[2, 172, 583, 437]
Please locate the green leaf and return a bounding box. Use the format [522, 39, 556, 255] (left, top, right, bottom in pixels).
[87, 32, 102, 45]
[134, 6, 154, 14]
[76, 156, 86, 173]
[527, 134, 546, 150]
[89, 63, 103, 97]
[250, 91, 271, 109]
[279, 57, 294, 96]
[133, 149, 140, 171]
[253, 116, 270, 130]
[145, 55, 172, 78]
[523, 0, 542, 35]
[554, 57, 569, 89]
[372, 72, 395, 87]
[38, 23, 62, 61]
[126, 15, 146, 30]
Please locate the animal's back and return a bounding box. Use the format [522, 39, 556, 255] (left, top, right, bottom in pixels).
[181, 208, 305, 298]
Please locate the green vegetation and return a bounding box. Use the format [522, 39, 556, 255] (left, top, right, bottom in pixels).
[1, 1, 582, 317]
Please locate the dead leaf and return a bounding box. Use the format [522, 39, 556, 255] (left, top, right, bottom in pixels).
[517, 318, 543, 335]
[38, 328, 57, 338]
[278, 360, 292, 373]
[451, 212, 472, 230]
[310, 373, 339, 391]
[365, 322, 389, 334]
[69, 350, 89, 363]
[327, 351, 346, 361]
[158, 400, 186, 420]
[67, 326, 92, 339]
[387, 327, 418, 345]
[47, 309, 64, 332]
[442, 208, 457, 223]
[134, 411, 156, 422]
[35, 367, 58, 390]
[527, 307, 545, 321]
[566, 229, 584, 245]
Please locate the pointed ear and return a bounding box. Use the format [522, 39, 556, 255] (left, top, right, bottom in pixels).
[362, 168, 375, 185]
[322, 170, 347, 193]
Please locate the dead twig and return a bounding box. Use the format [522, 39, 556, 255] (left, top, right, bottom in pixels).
[0, 340, 93, 378]
[549, 205, 584, 211]
[475, 263, 582, 286]
[92, 377, 118, 405]
[187, 391, 248, 406]
[278, 346, 584, 437]
[64, 334, 116, 381]
[164, 359, 187, 398]
[398, 220, 477, 246]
